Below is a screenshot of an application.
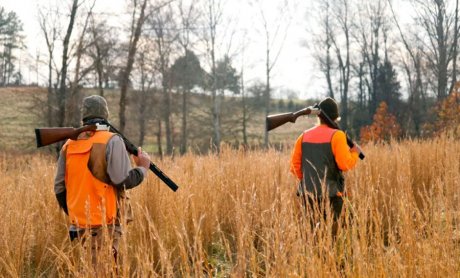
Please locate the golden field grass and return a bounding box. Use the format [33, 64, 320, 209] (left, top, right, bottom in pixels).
[0, 135, 459, 277]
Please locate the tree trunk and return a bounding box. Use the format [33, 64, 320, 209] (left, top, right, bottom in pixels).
[138, 92, 147, 146]
[157, 118, 163, 160]
[211, 34, 220, 152]
[180, 88, 188, 155]
[449, 0, 459, 95]
[436, 2, 448, 100]
[68, 4, 93, 126]
[57, 0, 79, 127]
[119, 0, 147, 133]
[163, 79, 173, 154]
[138, 62, 147, 146]
[241, 67, 248, 146]
[95, 42, 104, 97]
[47, 50, 53, 126]
[264, 41, 270, 148]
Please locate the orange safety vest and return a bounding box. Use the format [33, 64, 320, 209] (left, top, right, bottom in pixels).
[300, 125, 344, 198]
[63, 130, 117, 228]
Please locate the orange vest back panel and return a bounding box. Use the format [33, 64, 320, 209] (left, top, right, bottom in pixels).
[64, 131, 117, 227]
[300, 125, 343, 197]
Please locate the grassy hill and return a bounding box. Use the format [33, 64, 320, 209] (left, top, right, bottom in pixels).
[0, 86, 316, 153]
[0, 87, 47, 152]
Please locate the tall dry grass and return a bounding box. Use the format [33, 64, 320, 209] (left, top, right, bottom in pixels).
[0, 136, 459, 277]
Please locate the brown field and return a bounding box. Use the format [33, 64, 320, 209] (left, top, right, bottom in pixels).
[0, 135, 459, 277]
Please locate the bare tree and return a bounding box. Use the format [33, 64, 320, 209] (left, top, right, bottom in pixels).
[146, 2, 178, 155]
[389, 0, 428, 136]
[88, 15, 116, 97]
[252, 0, 291, 147]
[67, 0, 97, 127]
[57, 0, 79, 127]
[449, 0, 459, 94]
[413, 0, 459, 100]
[355, 0, 388, 116]
[201, 0, 225, 152]
[135, 48, 156, 146]
[38, 3, 60, 126]
[311, 0, 335, 99]
[119, 0, 148, 133]
[310, 0, 354, 129]
[176, 0, 200, 155]
[240, 33, 249, 146]
[329, 0, 353, 130]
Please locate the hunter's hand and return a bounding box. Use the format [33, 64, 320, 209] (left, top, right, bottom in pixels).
[133, 147, 151, 169]
[351, 143, 363, 154]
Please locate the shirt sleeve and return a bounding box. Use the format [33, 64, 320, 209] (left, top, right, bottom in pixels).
[290, 134, 304, 180]
[54, 147, 68, 214]
[331, 130, 359, 171]
[106, 135, 146, 189]
[54, 150, 66, 194]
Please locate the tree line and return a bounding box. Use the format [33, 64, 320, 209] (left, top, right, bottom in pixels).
[310, 0, 459, 137]
[0, 0, 459, 154]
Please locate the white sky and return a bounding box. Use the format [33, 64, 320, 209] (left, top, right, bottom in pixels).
[2, 0, 414, 100]
[2, 0, 318, 98]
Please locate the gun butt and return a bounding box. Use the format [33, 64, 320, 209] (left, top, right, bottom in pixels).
[266, 112, 295, 131]
[35, 126, 97, 148]
[35, 129, 44, 148]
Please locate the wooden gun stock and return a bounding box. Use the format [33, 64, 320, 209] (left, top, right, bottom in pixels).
[35, 125, 97, 148]
[266, 107, 318, 131]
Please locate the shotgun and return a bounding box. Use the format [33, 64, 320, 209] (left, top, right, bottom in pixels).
[266, 106, 320, 131]
[266, 105, 365, 160]
[35, 121, 179, 192]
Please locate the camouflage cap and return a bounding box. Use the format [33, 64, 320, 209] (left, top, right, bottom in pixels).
[81, 95, 109, 121]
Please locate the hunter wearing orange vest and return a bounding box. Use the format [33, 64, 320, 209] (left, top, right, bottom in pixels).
[54, 95, 150, 268]
[290, 97, 363, 228]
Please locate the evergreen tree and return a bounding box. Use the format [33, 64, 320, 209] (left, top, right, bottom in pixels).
[0, 7, 24, 86]
[376, 60, 401, 116]
[215, 55, 240, 94]
[170, 50, 205, 154]
[170, 50, 204, 90]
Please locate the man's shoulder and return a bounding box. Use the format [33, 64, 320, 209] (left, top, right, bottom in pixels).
[107, 132, 122, 141]
[107, 133, 125, 148]
[331, 129, 346, 141]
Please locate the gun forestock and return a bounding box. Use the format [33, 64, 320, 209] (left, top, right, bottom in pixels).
[35, 125, 97, 147]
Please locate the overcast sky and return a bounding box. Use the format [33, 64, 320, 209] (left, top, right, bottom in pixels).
[1, 0, 414, 100]
[1, 0, 322, 99]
